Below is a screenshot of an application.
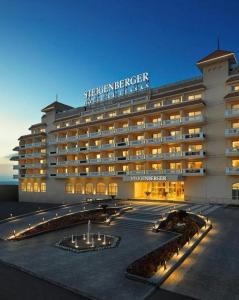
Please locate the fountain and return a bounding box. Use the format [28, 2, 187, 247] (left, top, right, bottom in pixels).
[86, 220, 91, 244]
[56, 219, 120, 253]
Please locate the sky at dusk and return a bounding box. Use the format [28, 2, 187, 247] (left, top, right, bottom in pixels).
[0, 0, 239, 181]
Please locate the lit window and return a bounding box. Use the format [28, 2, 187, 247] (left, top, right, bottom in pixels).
[137, 135, 144, 140]
[136, 105, 146, 111]
[122, 150, 128, 157]
[123, 108, 131, 114]
[152, 148, 161, 155]
[40, 182, 46, 192]
[170, 130, 180, 136]
[85, 118, 91, 123]
[135, 164, 144, 171]
[33, 182, 39, 192]
[75, 183, 83, 194]
[170, 162, 181, 169]
[188, 94, 202, 101]
[188, 111, 202, 117]
[232, 122, 239, 129]
[188, 144, 202, 151]
[152, 163, 161, 170]
[108, 183, 118, 195]
[97, 114, 103, 120]
[170, 114, 180, 120]
[96, 183, 106, 195]
[136, 120, 144, 125]
[153, 117, 161, 123]
[26, 182, 33, 192]
[20, 182, 26, 191]
[109, 165, 115, 172]
[188, 161, 202, 169]
[169, 146, 181, 153]
[65, 183, 74, 194]
[109, 111, 116, 117]
[232, 104, 239, 109]
[153, 132, 161, 138]
[232, 160, 239, 168]
[122, 165, 128, 171]
[171, 97, 181, 104]
[154, 102, 161, 108]
[136, 149, 144, 155]
[85, 183, 93, 194]
[233, 85, 239, 91]
[188, 128, 201, 134]
[123, 123, 128, 128]
[232, 141, 239, 148]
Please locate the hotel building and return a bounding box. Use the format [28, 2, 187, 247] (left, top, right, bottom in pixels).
[11, 49, 239, 204]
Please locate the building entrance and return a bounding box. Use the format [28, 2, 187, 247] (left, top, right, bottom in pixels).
[134, 181, 184, 201]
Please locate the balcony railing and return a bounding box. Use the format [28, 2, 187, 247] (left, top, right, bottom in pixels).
[48, 116, 205, 144]
[20, 163, 46, 169]
[225, 128, 239, 136]
[226, 167, 239, 175]
[20, 174, 47, 178]
[225, 109, 239, 118]
[225, 148, 239, 156]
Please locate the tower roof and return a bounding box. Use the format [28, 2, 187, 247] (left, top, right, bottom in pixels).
[197, 49, 237, 68]
[41, 101, 73, 113]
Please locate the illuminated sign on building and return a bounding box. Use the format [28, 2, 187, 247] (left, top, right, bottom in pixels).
[84, 72, 149, 106]
[123, 174, 183, 182]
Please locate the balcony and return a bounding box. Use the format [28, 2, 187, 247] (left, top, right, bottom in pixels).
[226, 167, 239, 175]
[20, 163, 47, 169]
[101, 129, 114, 136]
[115, 127, 129, 134]
[24, 142, 46, 149]
[145, 138, 162, 145]
[162, 118, 181, 127]
[129, 170, 145, 175]
[20, 152, 46, 159]
[89, 132, 102, 138]
[182, 132, 205, 141]
[146, 153, 163, 160]
[20, 174, 47, 178]
[130, 139, 145, 146]
[145, 122, 161, 129]
[89, 145, 101, 151]
[13, 174, 19, 179]
[225, 109, 239, 118]
[182, 168, 205, 176]
[183, 150, 205, 159]
[181, 115, 205, 125]
[225, 148, 239, 156]
[225, 128, 239, 137]
[101, 143, 115, 149]
[129, 155, 145, 161]
[13, 165, 19, 170]
[130, 124, 145, 132]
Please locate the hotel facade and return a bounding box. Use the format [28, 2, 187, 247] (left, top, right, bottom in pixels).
[11, 49, 239, 204]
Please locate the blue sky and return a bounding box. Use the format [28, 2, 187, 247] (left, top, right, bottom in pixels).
[0, 0, 239, 180]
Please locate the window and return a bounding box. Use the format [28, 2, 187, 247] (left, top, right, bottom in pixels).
[152, 148, 161, 155]
[153, 132, 161, 139]
[232, 183, 239, 200]
[169, 146, 181, 153]
[122, 165, 128, 171]
[188, 128, 201, 134]
[85, 118, 91, 123]
[75, 183, 83, 194]
[232, 160, 239, 168]
[123, 108, 131, 114]
[137, 135, 144, 140]
[136, 149, 144, 155]
[154, 102, 161, 108]
[188, 94, 202, 101]
[170, 162, 181, 169]
[171, 97, 181, 104]
[85, 183, 93, 194]
[188, 161, 202, 169]
[232, 104, 239, 109]
[232, 85, 239, 91]
[188, 111, 202, 117]
[153, 117, 161, 123]
[65, 183, 74, 194]
[122, 123, 128, 128]
[109, 111, 116, 117]
[170, 130, 180, 136]
[152, 163, 161, 170]
[136, 105, 145, 111]
[188, 144, 202, 151]
[33, 182, 39, 192]
[26, 183, 32, 192]
[136, 164, 144, 171]
[136, 120, 144, 125]
[41, 182, 46, 192]
[109, 165, 115, 172]
[108, 183, 118, 195]
[97, 114, 103, 120]
[20, 182, 26, 191]
[169, 114, 180, 120]
[96, 183, 106, 195]
[232, 141, 239, 148]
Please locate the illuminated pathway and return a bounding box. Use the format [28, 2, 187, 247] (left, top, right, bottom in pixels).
[112, 202, 221, 231]
[0, 202, 100, 240]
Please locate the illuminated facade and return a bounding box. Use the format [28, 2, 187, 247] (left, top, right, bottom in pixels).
[11, 49, 239, 204]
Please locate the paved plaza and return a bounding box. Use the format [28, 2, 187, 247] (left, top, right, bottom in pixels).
[0, 201, 237, 300]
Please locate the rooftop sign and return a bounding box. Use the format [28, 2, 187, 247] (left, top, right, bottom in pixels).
[84, 72, 149, 106]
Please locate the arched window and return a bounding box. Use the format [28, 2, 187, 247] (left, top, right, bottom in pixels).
[75, 183, 83, 194]
[26, 182, 32, 192]
[33, 182, 39, 192]
[65, 183, 74, 194]
[108, 183, 118, 196]
[96, 183, 106, 195]
[85, 183, 93, 194]
[41, 182, 46, 192]
[20, 182, 26, 192]
[232, 183, 239, 200]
